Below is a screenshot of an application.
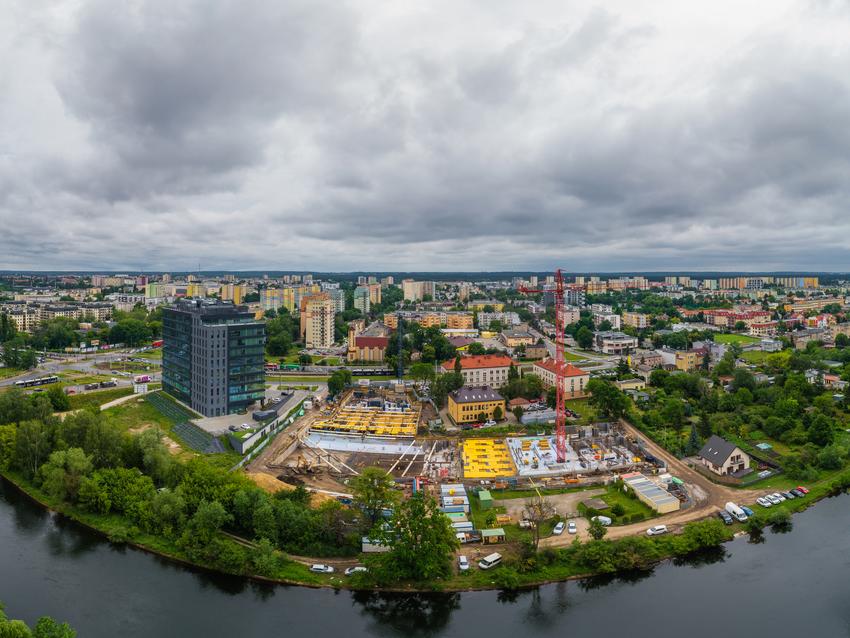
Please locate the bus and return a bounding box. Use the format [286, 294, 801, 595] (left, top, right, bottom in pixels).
[151, 340, 164, 348]
[14, 375, 60, 388]
[134, 375, 152, 383]
[264, 363, 280, 372]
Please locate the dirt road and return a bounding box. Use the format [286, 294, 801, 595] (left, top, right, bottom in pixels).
[542, 420, 767, 546]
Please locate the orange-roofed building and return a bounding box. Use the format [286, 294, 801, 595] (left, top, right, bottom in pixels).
[440, 354, 513, 387]
[532, 358, 591, 399]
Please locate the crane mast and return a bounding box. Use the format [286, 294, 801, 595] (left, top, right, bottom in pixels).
[519, 269, 567, 462]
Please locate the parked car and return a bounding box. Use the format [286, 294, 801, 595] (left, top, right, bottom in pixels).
[756, 497, 772, 508]
[789, 489, 804, 498]
[646, 525, 669, 536]
[741, 505, 755, 517]
[782, 491, 795, 500]
[718, 511, 734, 525]
[567, 521, 577, 535]
[591, 516, 612, 526]
[766, 494, 782, 505]
[344, 566, 367, 576]
[484, 420, 497, 427]
[457, 556, 469, 572]
[553, 521, 565, 535]
[771, 492, 786, 502]
[796, 486, 810, 494]
[310, 564, 334, 574]
[478, 553, 502, 570]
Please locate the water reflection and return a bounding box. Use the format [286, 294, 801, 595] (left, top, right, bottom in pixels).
[578, 569, 654, 591]
[1, 481, 50, 536]
[671, 546, 727, 568]
[352, 591, 460, 637]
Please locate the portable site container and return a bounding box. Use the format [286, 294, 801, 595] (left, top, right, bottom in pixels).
[478, 490, 493, 510]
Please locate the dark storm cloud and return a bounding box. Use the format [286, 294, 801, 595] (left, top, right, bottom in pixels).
[1, 0, 849, 271]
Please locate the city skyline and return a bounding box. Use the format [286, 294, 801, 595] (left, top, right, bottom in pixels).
[2, 0, 850, 271]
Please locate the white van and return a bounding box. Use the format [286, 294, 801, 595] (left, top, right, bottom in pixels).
[725, 502, 748, 523]
[478, 552, 503, 570]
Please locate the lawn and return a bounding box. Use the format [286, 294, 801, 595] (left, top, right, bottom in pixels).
[715, 333, 760, 345]
[67, 387, 134, 411]
[563, 351, 587, 362]
[102, 396, 176, 432]
[740, 350, 771, 364]
[597, 483, 656, 524]
[134, 349, 162, 361]
[564, 398, 597, 423]
[0, 367, 25, 380]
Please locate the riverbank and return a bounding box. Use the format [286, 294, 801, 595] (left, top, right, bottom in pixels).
[3, 465, 849, 593]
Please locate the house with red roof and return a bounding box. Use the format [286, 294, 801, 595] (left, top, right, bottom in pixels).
[532, 358, 591, 399]
[440, 354, 513, 387]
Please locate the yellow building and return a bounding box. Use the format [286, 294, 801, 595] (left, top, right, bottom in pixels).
[445, 313, 474, 329]
[300, 294, 335, 348]
[622, 311, 650, 329]
[448, 386, 506, 424]
[221, 283, 246, 305]
[675, 350, 700, 372]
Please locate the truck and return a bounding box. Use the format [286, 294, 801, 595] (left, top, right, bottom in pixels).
[725, 502, 748, 522]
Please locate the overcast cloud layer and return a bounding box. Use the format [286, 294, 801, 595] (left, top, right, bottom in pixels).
[1, 0, 850, 272]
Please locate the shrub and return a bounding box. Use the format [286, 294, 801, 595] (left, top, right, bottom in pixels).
[492, 567, 521, 590]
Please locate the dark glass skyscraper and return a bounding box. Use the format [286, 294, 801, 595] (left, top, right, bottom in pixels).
[162, 298, 265, 416]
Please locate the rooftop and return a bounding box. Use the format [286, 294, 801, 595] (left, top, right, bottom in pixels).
[441, 354, 513, 371]
[534, 358, 588, 377]
[450, 386, 504, 404]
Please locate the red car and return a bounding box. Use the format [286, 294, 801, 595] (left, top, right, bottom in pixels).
[796, 486, 809, 494]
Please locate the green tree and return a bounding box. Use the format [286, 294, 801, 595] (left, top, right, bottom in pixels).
[183, 500, 232, 546]
[327, 369, 353, 397]
[351, 467, 399, 526]
[586, 379, 630, 420]
[409, 362, 435, 386]
[38, 448, 93, 502]
[14, 419, 53, 479]
[588, 518, 607, 540]
[808, 414, 835, 447]
[108, 318, 151, 347]
[45, 386, 70, 412]
[576, 326, 594, 350]
[493, 406, 503, 421]
[379, 492, 458, 581]
[32, 617, 76, 638]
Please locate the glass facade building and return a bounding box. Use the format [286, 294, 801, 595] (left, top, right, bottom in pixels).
[162, 299, 265, 416]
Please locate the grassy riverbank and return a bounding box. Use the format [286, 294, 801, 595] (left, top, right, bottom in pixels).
[0, 470, 323, 587]
[4, 456, 850, 594]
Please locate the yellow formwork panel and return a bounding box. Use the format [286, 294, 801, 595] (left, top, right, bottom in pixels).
[462, 438, 517, 479]
[311, 404, 421, 437]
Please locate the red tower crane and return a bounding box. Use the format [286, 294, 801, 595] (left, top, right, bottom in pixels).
[518, 269, 567, 462]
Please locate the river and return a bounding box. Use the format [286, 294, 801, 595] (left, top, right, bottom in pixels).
[1, 480, 849, 638]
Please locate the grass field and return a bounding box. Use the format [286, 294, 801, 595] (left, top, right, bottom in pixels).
[740, 350, 771, 364]
[134, 349, 162, 361]
[564, 398, 597, 422]
[715, 333, 760, 345]
[66, 387, 134, 411]
[563, 351, 587, 361]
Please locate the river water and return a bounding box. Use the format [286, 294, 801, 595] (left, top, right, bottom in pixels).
[1, 480, 849, 638]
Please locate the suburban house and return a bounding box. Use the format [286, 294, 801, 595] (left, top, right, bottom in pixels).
[697, 435, 750, 476]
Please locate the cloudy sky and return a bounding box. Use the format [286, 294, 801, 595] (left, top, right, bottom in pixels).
[1, 0, 849, 272]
